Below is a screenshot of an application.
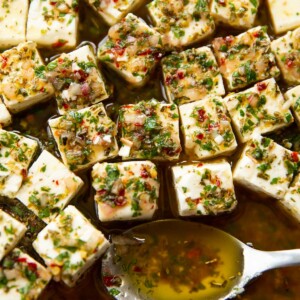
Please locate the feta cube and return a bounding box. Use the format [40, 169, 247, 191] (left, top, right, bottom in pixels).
[210, 0, 260, 29]
[16, 150, 84, 224]
[0, 210, 26, 261]
[233, 134, 298, 200]
[212, 26, 280, 91]
[266, 0, 300, 34]
[92, 161, 159, 222]
[33, 205, 110, 287]
[46, 45, 111, 115]
[179, 96, 237, 160]
[224, 78, 293, 143]
[49, 103, 118, 171]
[285, 85, 300, 127]
[119, 99, 181, 161]
[147, 0, 215, 48]
[0, 248, 51, 300]
[0, 130, 38, 198]
[0, 0, 28, 49]
[271, 28, 300, 85]
[0, 102, 12, 128]
[85, 0, 145, 26]
[171, 160, 237, 216]
[0, 42, 54, 113]
[27, 0, 79, 49]
[161, 47, 225, 105]
[98, 13, 163, 87]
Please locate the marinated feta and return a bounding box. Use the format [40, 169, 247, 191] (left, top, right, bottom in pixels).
[27, 0, 79, 49]
[285, 85, 300, 127]
[212, 26, 280, 91]
[0, 210, 26, 261]
[280, 171, 300, 223]
[210, 0, 260, 29]
[161, 47, 225, 105]
[119, 99, 181, 161]
[85, 0, 145, 26]
[224, 78, 293, 143]
[233, 134, 298, 200]
[147, 0, 215, 48]
[0, 130, 38, 198]
[0, 248, 51, 300]
[0, 42, 54, 113]
[16, 150, 84, 224]
[49, 103, 118, 171]
[0, 102, 11, 128]
[266, 0, 300, 34]
[46, 45, 111, 115]
[33, 205, 110, 287]
[92, 161, 159, 222]
[271, 28, 300, 85]
[179, 96, 237, 160]
[0, 0, 28, 49]
[171, 160, 237, 216]
[98, 13, 163, 87]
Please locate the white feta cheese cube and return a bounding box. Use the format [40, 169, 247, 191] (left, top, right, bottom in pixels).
[92, 161, 159, 222]
[212, 26, 280, 91]
[285, 85, 300, 127]
[0, 210, 26, 261]
[119, 99, 182, 161]
[171, 160, 237, 216]
[0, 248, 51, 300]
[147, 0, 215, 48]
[0, 103, 12, 128]
[161, 47, 225, 105]
[46, 45, 111, 115]
[0, 130, 38, 198]
[85, 0, 145, 26]
[0, 0, 28, 49]
[16, 150, 84, 224]
[98, 14, 163, 87]
[271, 28, 300, 85]
[210, 0, 260, 29]
[179, 96, 237, 160]
[233, 134, 298, 200]
[266, 0, 300, 34]
[33, 205, 110, 287]
[224, 78, 293, 143]
[49, 103, 118, 171]
[27, 0, 79, 49]
[0, 42, 54, 113]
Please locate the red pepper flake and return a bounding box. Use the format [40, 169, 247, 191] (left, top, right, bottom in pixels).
[133, 265, 142, 272]
[256, 82, 267, 92]
[74, 69, 88, 82]
[143, 66, 148, 72]
[115, 61, 120, 68]
[177, 71, 185, 80]
[103, 275, 122, 287]
[50, 1, 57, 5]
[52, 39, 68, 49]
[252, 31, 260, 38]
[113, 0, 118, 2]
[291, 152, 299, 162]
[220, 57, 226, 65]
[62, 103, 69, 110]
[134, 122, 143, 127]
[58, 57, 64, 64]
[40, 87, 45, 92]
[137, 49, 152, 56]
[165, 75, 173, 85]
[16, 257, 27, 263]
[21, 169, 27, 179]
[50, 263, 61, 268]
[286, 59, 294, 68]
[225, 35, 233, 44]
[55, 180, 59, 186]
[197, 163, 203, 167]
[187, 249, 200, 259]
[196, 133, 204, 140]
[141, 169, 149, 179]
[27, 262, 38, 271]
[1, 56, 7, 68]
[197, 109, 206, 122]
[216, 179, 221, 187]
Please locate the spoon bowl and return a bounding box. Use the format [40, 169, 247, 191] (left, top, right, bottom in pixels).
[101, 219, 300, 299]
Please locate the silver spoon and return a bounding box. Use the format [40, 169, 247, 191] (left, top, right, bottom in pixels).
[101, 219, 300, 300]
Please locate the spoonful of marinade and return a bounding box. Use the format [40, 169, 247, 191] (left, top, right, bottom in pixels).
[101, 219, 300, 300]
